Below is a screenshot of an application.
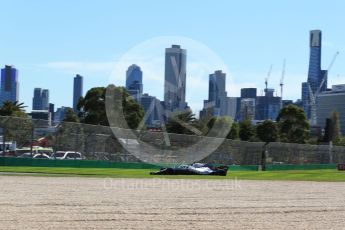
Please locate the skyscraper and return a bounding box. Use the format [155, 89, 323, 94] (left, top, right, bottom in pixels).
[73, 74, 83, 112]
[32, 88, 49, 110]
[241, 88, 257, 99]
[49, 103, 55, 122]
[126, 64, 143, 102]
[303, 30, 328, 119]
[164, 45, 187, 112]
[33, 88, 42, 110]
[240, 98, 256, 121]
[140, 93, 161, 127]
[208, 70, 227, 116]
[255, 88, 281, 120]
[308, 30, 323, 93]
[200, 69, 245, 121]
[209, 71, 227, 106]
[54, 106, 69, 124]
[41, 89, 49, 110]
[301, 82, 310, 117]
[200, 70, 232, 118]
[239, 88, 257, 120]
[316, 84, 345, 134]
[0, 65, 19, 105]
[225, 97, 239, 120]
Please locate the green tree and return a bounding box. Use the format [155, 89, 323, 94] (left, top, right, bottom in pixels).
[120, 87, 145, 129]
[276, 105, 310, 143]
[330, 111, 341, 144]
[0, 101, 27, 117]
[239, 119, 255, 141]
[206, 116, 232, 137]
[165, 110, 200, 135]
[78, 85, 144, 129]
[197, 116, 215, 135]
[256, 120, 279, 143]
[256, 120, 279, 171]
[227, 122, 240, 140]
[323, 118, 332, 142]
[63, 108, 79, 122]
[77, 87, 107, 125]
[205, 117, 216, 131]
[324, 111, 342, 145]
[198, 116, 233, 137]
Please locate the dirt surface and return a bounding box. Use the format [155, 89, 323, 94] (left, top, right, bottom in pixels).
[1, 176, 345, 229]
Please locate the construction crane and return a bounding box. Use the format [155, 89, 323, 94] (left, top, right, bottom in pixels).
[265, 64, 273, 90]
[308, 83, 317, 125]
[280, 59, 286, 108]
[308, 51, 340, 125]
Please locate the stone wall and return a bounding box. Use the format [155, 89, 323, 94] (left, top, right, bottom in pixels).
[2, 116, 345, 165]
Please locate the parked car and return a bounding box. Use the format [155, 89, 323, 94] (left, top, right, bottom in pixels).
[50, 151, 86, 160]
[18, 152, 50, 159]
[18, 152, 34, 158]
[33, 153, 50, 159]
[16, 147, 53, 157]
[0, 151, 17, 157]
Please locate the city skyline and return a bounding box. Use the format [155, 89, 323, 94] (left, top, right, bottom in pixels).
[0, 1, 344, 114]
[0, 30, 342, 115]
[0, 31, 341, 117]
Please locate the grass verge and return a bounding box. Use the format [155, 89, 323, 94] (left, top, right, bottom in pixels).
[0, 166, 345, 182]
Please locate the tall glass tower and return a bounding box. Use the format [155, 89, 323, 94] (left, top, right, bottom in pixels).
[308, 30, 323, 93]
[308, 30, 327, 93]
[73, 74, 83, 112]
[0, 65, 19, 105]
[303, 30, 327, 119]
[208, 70, 226, 106]
[208, 70, 227, 116]
[126, 64, 143, 102]
[164, 45, 187, 112]
[32, 88, 49, 110]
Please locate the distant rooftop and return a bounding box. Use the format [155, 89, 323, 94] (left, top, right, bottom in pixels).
[318, 84, 345, 96]
[331, 84, 345, 92]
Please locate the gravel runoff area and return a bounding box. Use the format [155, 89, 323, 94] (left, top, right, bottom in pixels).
[1, 176, 345, 230]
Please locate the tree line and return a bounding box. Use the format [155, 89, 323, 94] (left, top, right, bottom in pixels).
[165, 105, 310, 144]
[0, 85, 343, 146]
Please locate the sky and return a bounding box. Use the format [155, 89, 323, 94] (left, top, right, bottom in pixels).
[0, 0, 344, 114]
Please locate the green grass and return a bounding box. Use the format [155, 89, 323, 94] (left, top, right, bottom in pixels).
[0, 166, 345, 182]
